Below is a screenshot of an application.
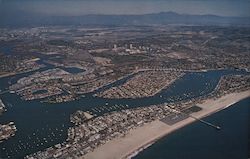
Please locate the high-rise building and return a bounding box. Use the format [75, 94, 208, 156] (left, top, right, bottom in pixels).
[129, 44, 133, 49]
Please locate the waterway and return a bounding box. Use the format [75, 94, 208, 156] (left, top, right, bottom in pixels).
[60, 67, 85, 74]
[0, 68, 249, 159]
[0, 45, 250, 158]
[134, 97, 250, 159]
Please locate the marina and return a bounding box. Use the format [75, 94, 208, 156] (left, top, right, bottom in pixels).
[0, 5, 249, 158]
[0, 24, 249, 159]
[0, 68, 249, 158]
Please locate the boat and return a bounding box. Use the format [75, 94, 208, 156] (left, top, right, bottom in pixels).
[215, 126, 221, 130]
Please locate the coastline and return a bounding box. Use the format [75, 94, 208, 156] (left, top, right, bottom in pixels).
[83, 90, 250, 159]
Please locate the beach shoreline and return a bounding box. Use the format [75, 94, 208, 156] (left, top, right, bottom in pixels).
[83, 90, 250, 159]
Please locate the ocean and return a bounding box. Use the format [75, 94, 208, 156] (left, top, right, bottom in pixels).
[0, 43, 249, 159]
[134, 97, 250, 159]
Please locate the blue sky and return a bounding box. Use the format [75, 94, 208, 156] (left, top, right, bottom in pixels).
[0, 0, 250, 17]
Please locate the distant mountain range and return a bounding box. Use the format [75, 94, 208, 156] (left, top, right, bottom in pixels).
[1, 11, 250, 28]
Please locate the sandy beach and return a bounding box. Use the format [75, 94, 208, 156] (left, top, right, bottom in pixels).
[83, 90, 250, 159]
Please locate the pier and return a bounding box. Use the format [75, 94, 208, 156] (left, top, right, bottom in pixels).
[188, 114, 221, 130]
[170, 107, 221, 130]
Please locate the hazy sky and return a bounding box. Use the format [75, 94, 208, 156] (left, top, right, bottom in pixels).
[0, 0, 250, 17]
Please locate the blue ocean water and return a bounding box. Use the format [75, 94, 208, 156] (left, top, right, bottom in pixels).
[1, 42, 250, 159]
[134, 98, 250, 159]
